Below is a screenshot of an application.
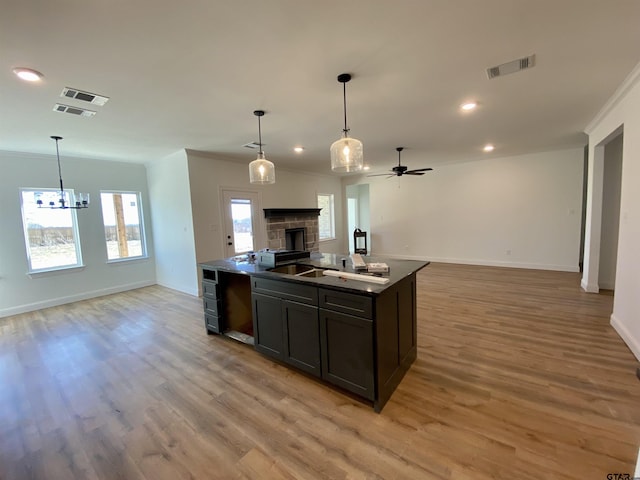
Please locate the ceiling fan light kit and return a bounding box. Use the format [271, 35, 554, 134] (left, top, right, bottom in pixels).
[248, 110, 276, 184]
[330, 73, 364, 173]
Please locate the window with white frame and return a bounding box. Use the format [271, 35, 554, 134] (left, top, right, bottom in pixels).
[20, 188, 84, 272]
[317, 193, 335, 240]
[100, 191, 147, 261]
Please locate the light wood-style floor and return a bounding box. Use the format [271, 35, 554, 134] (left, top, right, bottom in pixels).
[1, 263, 639, 479]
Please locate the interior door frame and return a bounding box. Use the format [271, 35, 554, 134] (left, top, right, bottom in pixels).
[220, 187, 264, 257]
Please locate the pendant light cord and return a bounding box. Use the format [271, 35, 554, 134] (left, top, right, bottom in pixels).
[257, 114, 263, 155]
[342, 81, 349, 135]
[53, 137, 65, 197]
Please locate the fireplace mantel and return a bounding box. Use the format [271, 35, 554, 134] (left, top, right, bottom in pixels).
[263, 208, 321, 218]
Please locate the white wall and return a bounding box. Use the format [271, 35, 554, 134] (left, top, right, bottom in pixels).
[584, 62, 640, 361]
[598, 134, 623, 290]
[187, 151, 345, 271]
[346, 148, 584, 271]
[0, 151, 156, 317]
[147, 150, 198, 296]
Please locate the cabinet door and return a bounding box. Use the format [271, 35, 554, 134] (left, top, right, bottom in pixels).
[283, 300, 320, 377]
[319, 309, 374, 400]
[252, 293, 285, 360]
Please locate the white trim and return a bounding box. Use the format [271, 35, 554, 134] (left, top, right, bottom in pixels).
[106, 255, 150, 265]
[28, 265, 86, 278]
[611, 313, 640, 362]
[376, 253, 580, 272]
[634, 447, 640, 479]
[580, 278, 599, 293]
[585, 61, 640, 134]
[156, 279, 199, 297]
[0, 280, 156, 318]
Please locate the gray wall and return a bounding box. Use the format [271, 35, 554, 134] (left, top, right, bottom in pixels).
[0, 150, 155, 317]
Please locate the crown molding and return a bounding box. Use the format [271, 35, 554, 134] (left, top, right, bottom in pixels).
[585, 61, 640, 134]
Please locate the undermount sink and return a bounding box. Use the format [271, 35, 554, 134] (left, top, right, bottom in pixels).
[268, 264, 315, 275]
[268, 264, 334, 278]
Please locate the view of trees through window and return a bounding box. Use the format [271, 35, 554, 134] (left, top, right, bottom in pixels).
[100, 192, 146, 260]
[20, 189, 83, 271]
[231, 198, 254, 253]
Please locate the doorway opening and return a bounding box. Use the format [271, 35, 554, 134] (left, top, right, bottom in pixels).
[598, 132, 623, 292]
[582, 125, 623, 300]
[346, 184, 370, 254]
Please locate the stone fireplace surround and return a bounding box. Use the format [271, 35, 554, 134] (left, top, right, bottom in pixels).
[264, 208, 321, 252]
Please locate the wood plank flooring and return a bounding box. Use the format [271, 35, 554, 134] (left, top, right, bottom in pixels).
[1, 263, 639, 479]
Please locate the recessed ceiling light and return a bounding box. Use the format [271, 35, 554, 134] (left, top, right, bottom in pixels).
[483, 144, 495, 152]
[13, 67, 44, 82]
[460, 102, 477, 111]
[363, 165, 370, 171]
[293, 146, 304, 153]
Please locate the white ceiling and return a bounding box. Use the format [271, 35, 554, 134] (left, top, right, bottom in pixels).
[2, 0, 640, 175]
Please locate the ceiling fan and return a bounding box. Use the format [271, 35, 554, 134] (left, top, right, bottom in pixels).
[368, 147, 433, 177]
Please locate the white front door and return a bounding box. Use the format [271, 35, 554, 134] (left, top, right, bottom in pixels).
[221, 189, 262, 257]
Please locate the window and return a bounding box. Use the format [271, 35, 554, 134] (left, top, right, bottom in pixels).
[20, 188, 84, 272]
[317, 193, 335, 240]
[230, 198, 255, 254]
[100, 191, 147, 261]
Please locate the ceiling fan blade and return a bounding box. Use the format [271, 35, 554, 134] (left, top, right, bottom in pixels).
[404, 167, 433, 174]
[403, 171, 425, 175]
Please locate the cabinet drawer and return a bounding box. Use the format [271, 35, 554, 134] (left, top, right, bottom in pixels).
[203, 297, 220, 316]
[252, 277, 318, 305]
[202, 269, 219, 282]
[202, 280, 219, 299]
[205, 313, 223, 334]
[318, 288, 373, 319]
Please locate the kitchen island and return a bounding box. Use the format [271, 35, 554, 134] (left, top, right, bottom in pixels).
[199, 253, 429, 412]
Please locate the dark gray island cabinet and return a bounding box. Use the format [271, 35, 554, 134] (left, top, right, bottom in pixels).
[199, 254, 428, 412]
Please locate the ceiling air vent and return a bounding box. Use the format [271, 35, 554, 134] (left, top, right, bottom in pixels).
[61, 87, 109, 106]
[486, 54, 535, 79]
[53, 103, 96, 117]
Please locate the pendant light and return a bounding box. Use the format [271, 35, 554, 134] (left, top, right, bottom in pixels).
[330, 73, 363, 172]
[249, 110, 275, 184]
[36, 136, 90, 209]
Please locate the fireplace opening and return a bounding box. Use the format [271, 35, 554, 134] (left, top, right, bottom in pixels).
[285, 227, 306, 251]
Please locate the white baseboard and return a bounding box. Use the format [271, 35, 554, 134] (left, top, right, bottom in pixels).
[611, 313, 640, 362]
[156, 279, 199, 297]
[580, 278, 600, 293]
[376, 253, 580, 272]
[0, 280, 157, 318]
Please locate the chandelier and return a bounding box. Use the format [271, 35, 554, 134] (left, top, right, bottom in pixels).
[37, 136, 90, 209]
